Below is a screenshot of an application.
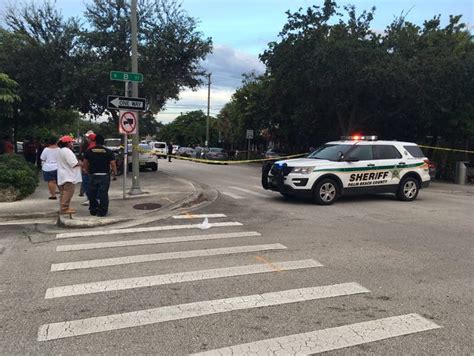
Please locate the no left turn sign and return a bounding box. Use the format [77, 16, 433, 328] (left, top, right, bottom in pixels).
[119, 111, 138, 135]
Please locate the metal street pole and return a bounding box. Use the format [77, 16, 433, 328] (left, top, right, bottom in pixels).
[206, 73, 211, 147]
[128, 0, 142, 195]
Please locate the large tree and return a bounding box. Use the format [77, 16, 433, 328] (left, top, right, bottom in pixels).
[0, 0, 212, 135]
[224, 0, 473, 152]
[82, 0, 212, 115]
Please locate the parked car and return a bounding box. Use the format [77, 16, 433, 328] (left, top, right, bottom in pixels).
[127, 144, 158, 171]
[149, 141, 167, 158]
[264, 148, 288, 160]
[202, 147, 229, 161]
[176, 147, 195, 157]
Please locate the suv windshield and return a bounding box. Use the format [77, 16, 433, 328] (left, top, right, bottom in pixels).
[308, 144, 353, 161]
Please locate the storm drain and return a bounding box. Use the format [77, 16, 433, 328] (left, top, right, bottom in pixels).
[133, 203, 162, 210]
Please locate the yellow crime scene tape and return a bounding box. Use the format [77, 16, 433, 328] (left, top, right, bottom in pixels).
[171, 152, 309, 165]
[418, 145, 474, 154]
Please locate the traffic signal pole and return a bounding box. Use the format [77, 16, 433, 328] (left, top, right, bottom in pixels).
[128, 0, 142, 195]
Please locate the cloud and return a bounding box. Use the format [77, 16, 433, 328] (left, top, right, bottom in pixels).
[200, 44, 266, 87]
[159, 45, 265, 123]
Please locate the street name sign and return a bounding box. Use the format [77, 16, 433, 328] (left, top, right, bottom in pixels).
[107, 95, 146, 111]
[110, 71, 143, 82]
[119, 111, 138, 135]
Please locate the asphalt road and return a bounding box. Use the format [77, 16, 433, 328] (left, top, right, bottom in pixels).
[0, 159, 472, 355]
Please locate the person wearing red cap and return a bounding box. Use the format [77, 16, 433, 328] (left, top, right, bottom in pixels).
[57, 135, 82, 214]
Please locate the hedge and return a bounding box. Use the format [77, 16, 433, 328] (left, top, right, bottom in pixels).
[0, 154, 39, 199]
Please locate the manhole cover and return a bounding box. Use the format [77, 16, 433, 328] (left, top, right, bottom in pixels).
[133, 203, 162, 210]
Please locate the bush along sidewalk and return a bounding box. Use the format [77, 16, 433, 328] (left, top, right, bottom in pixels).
[0, 154, 39, 201]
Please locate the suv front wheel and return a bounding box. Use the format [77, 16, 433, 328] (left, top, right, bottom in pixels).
[397, 176, 419, 201]
[313, 178, 339, 205]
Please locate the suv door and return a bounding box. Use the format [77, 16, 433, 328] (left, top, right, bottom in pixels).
[372, 145, 403, 188]
[342, 144, 377, 189]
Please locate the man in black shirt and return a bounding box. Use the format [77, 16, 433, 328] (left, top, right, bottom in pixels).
[83, 135, 117, 217]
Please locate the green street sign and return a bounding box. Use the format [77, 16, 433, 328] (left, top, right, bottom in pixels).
[110, 71, 143, 82]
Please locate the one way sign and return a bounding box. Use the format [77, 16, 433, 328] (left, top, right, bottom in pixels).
[107, 95, 146, 111]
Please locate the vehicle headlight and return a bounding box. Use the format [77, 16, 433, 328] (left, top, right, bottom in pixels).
[292, 166, 315, 174]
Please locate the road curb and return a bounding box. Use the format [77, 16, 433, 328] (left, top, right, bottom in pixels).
[0, 211, 57, 221]
[56, 179, 205, 229]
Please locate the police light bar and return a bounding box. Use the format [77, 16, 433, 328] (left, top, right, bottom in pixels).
[340, 135, 378, 141]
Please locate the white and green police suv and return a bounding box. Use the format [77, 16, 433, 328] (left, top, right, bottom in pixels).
[262, 136, 430, 205]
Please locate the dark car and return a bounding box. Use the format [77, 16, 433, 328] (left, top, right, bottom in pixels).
[202, 147, 228, 161]
[264, 148, 288, 159]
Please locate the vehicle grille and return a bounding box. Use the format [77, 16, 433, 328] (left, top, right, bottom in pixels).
[270, 164, 293, 177]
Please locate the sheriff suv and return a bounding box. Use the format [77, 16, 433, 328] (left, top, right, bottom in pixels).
[262, 136, 430, 205]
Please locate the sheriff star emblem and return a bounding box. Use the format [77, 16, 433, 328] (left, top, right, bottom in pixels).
[392, 168, 401, 179]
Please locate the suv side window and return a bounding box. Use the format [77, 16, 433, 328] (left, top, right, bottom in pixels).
[348, 145, 373, 161]
[373, 145, 402, 159]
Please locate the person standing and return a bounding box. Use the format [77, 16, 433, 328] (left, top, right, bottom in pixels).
[57, 135, 82, 214]
[40, 136, 60, 200]
[23, 136, 37, 164]
[79, 131, 96, 202]
[83, 135, 117, 217]
[167, 142, 173, 162]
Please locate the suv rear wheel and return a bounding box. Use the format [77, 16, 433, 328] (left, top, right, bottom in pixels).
[397, 176, 419, 201]
[313, 178, 339, 205]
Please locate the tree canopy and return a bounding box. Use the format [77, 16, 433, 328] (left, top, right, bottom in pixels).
[222, 0, 474, 152]
[0, 0, 212, 138]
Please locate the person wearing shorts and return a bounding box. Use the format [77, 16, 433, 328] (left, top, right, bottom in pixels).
[40, 137, 60, 200]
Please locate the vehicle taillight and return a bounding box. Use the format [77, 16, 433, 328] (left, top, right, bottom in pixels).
[424, 159, 436, 168]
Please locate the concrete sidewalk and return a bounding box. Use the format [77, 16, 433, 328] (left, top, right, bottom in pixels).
[0, 171, 203, 228]
[428, 181, 474, 195]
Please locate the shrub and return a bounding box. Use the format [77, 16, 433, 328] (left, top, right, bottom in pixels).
[0, 154, 39, 199]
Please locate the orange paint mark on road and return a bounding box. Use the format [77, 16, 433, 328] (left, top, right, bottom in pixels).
[255, 256, 283, 272]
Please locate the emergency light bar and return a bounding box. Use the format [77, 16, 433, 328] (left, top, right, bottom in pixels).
[340, 135, 378, 141]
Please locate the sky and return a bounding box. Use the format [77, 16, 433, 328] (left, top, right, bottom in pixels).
[2, 0, 473, 123]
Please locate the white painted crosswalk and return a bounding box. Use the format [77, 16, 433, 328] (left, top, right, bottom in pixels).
[221, 191, 244, 199]
[172, 213, 227, 219]
[50, 243, 287, 271]
[229, 186, 268, 198]
[192, 314, 441, 355]
[55, 221, 243, 239]
[39, 213, 441, 353]
[38, 283, 369, 341]
[56, 231, 261, 252]
[45, 259, 323, 299]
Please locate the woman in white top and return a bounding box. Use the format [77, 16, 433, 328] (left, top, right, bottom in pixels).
[40, 137, 60, 200]
[57, 135, 82, 214]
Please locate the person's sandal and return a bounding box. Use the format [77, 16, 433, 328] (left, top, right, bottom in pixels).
[48, 196, 57, 200]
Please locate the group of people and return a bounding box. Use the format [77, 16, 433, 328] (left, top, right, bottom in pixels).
[39, 132, 117, 216]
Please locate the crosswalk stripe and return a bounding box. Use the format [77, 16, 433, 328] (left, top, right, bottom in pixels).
[37, 282, 369, 341]
[56, 231, 261, 252]
[50, 243, 287, 271]
[172, 214, 227, 219]
[191, 313, 441, 355]
[229, 186, 268, 198]
[221, 192, 244, 199]
[45, 259, 323, 299]
[55, 221, 243, 239]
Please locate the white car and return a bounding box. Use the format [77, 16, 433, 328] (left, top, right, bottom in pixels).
[262, 136, 430, 205]
[127, 144, 158, 171]
[149, 141, 168, 158]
